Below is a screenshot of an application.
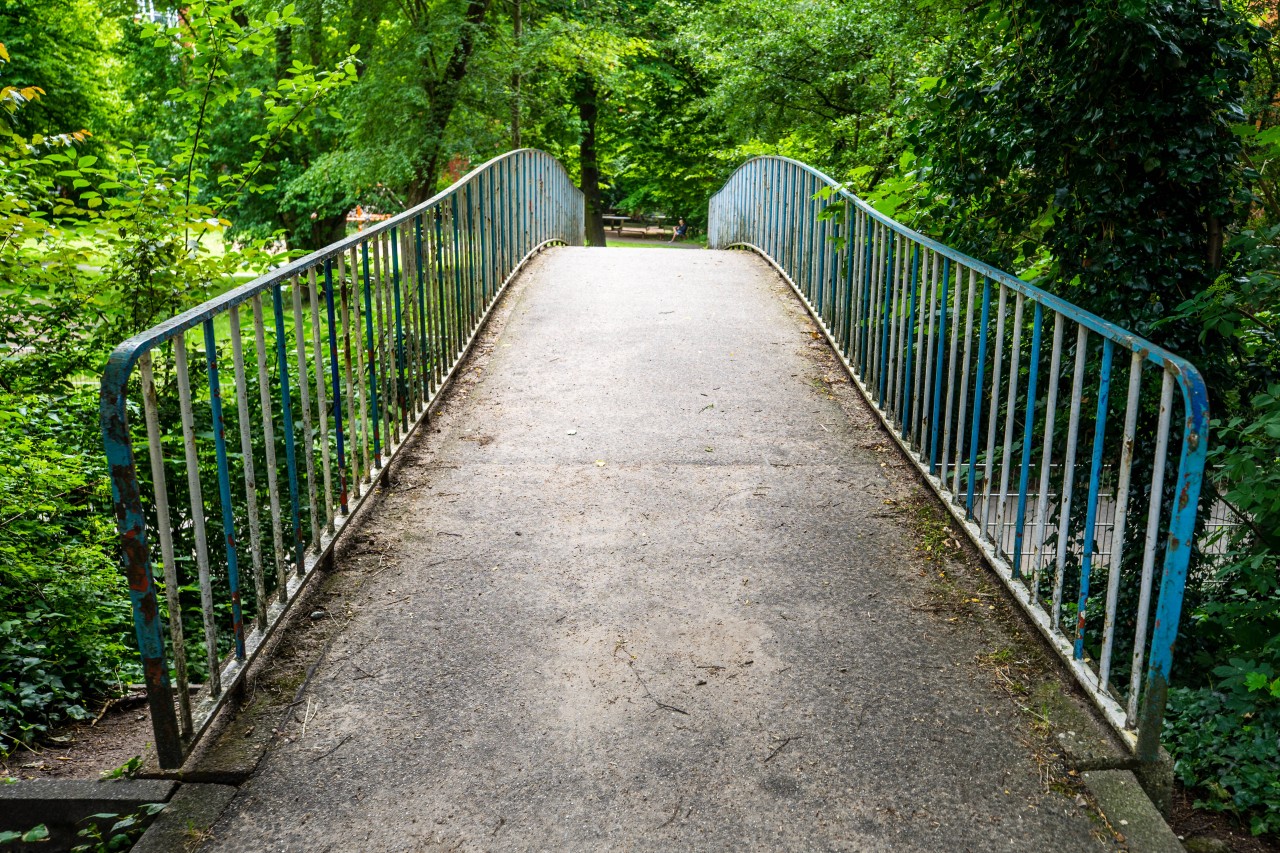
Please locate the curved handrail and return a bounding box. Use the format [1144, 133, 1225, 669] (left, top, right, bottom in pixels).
[101, 148, 584, 768]
[709, 155, 1207, 763]
[104, 149, 581, 371]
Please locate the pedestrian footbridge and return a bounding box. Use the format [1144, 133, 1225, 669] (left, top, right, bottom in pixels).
[100, 149, 1206, 849]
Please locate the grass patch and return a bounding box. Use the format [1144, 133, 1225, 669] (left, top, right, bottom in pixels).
[605, 239, 690, 249]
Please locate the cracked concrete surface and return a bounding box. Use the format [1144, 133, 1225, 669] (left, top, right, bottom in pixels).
[200, 247, 1114, 852]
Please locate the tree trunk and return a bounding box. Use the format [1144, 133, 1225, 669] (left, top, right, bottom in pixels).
[290, 212, 348, 253]
[511, 0, 521, 149]
[576, 74, 607, 247]
[406, 0, 493, 204]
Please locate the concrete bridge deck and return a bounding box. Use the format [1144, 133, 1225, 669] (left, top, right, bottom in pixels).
[198, 247, 1116, 851]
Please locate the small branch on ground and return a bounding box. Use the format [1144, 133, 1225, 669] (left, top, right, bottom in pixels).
[763, 735, 798, 763]
[659, 797, 683, 828]
[310, 733, 351, 762]
[617, 652, 688, 716]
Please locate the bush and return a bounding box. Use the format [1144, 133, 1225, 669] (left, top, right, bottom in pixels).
[1165, 659, 1280, 837]
[0, 391, 137, 751]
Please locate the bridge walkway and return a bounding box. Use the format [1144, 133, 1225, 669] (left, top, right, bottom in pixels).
[201, 247, 1114, 851]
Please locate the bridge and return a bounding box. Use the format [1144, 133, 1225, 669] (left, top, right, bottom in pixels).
[100, 150, 1204, 849]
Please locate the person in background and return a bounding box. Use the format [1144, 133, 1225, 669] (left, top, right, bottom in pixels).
[668, 217, 688, 243]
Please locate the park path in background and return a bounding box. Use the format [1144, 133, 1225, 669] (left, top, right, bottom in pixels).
[201, 247, 1113, 852]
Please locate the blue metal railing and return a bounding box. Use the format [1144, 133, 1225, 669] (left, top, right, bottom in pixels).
[709, 156, 1208, 763]
[101, 149, 584, 768]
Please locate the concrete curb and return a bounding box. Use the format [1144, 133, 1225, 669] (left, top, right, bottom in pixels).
[1083, 770, 1184, 853]
[0, 779, 178, 851]
[131, 783, 237, 853]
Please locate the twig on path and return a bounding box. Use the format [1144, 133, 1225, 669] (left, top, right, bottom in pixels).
[91, 691, 146, 726]
[492, 818, 505, 836]
[299, 698, 315, 739]
[709, 490, 748, 514]
[659, 797, 683, 828]
[622, 657, 688, 716]
[763, 735, 798, 764]
[310, 733, 352, 762]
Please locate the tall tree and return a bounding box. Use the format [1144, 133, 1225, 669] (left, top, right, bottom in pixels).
[575, 72, 608, 246]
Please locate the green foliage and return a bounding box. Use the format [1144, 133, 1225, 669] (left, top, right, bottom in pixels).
[1165, 659, 1280, 836]
[908, 0, 1259, 360]
[99, 755, 143, 780]
[0, 1, 354, 748]
[0, 824, 49, 844]
[900, 0, 1280, 833]
[678, 0, 963, 185]
[70, 803, 167, 853]
[0, 391, 134, 752]
[0, 0, 124, 146]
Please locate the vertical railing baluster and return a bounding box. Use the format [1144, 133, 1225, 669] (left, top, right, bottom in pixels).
[415, 214, 430, 401]
[138, 352, 192, 735]
[361, 242, 382, 469]
[340, 250, 363, 499]
[996, 293, 1026, 556]
[452, 195, 464, 363]
[291, 275, 320, 551]
[1012, 303, 1044, 579]
[951, 270, 977, 498]
[857, 214, 872, 373]
[1127, 370, 1174, 725]
[391, 226, 408, 433]
[434, 209, 447, 386]
[173, 334, 221, 695]
[841, 205, 856, 356]
[886, 236, 903, 414]
[203, 319, 246, 661]
[902, 245, 920, 438]
[929, 257, 950, 475]
[399, 228, 417, 417]
[227, 306, 266, 629]
[966, 277, 993, 519]
[982, 284, 1009, 532]
[381, 232, 400, 446]
[1051, 325, 1091, 630]
[325, 258, 348, 516]
[1099, 352, 1142, 691]
[1074, 339, 1114, 658]
[307, 269, 334, 534]
[257, 293, 292, 592]
[869, 223, 882, 385]
[1032, 313, 1066, 595]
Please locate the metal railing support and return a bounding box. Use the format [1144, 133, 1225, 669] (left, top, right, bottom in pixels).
[101, 149, 584, 768]
[709, 155, 1208, 764]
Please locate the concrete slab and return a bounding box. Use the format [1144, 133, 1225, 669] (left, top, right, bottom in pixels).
[133, 784, 237, 853]
[200, 247, 1118, 851]
[1082, 770, 1182, 853]
[0, 778, 176, 851]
